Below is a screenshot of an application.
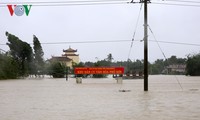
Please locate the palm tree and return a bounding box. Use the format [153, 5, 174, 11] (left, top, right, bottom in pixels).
[106, 53, 113, 62]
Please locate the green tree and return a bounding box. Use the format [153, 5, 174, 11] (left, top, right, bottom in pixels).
[0, 53, 18, 79]
[106, 53, 113, 62]
[167, 55, 177, 65]
[72, 62, 85, 77]
[6, 32, 33, 76]
[84, 61, 94, 67]
[33, 35, 45, 76]
[49, 61, 65, 78]
[93, 61, 108, 78]
[151, 59, 165, 74]
[186, 53, 200, 76]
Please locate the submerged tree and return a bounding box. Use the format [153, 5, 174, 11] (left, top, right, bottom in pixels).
[0, 53, 18, 79]
[33, 35, 45, 76]
[6, 32, 33, 76]
[49, 61, 65, 78]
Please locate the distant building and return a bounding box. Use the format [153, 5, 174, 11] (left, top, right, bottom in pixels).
[166, 64, 186, 74]
[51, 47, 79, 68]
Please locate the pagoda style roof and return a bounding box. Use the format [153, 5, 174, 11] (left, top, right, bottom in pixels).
[63, 47, 77, 52]
[51, 56, 72, 61]
[62, 54, 79, 56]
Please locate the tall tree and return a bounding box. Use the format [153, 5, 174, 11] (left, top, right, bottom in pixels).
[6, 32, 33, 76]
[33, 35, 44, 75]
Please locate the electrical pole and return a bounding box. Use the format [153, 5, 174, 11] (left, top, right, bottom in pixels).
[143, 0, 149, 91]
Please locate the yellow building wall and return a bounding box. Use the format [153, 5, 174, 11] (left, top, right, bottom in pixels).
[67, 56, 79, 64]
[62, 50, 79, 68]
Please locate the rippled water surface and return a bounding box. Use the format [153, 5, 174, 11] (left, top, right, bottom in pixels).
[0, 75, 200, 120]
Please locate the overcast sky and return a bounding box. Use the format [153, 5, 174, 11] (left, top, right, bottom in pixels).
[0, 0, 200, 62]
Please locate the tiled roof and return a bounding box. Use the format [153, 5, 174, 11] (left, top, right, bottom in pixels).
[51, 56, 72, 61]
[63, 47, 77, 52]
[62, 54, 79, 56]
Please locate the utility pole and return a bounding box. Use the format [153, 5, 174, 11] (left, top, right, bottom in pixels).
[142, 0, 149, 91]
[130, 0, 149, 91]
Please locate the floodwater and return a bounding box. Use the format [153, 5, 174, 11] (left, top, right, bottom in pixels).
[0, 75, 200, 120]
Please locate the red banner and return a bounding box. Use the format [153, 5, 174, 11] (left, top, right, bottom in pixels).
[74, 67, 124, 74]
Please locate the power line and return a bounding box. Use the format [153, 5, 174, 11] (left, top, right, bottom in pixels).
[148, 25, 167, 60]
[40, 40, 132, 44]
[1, 39, 200, 46]
[0, 3, 128, 7]
[32, 2, 128, 7]
[149, 40, 200, 47]
[151, 1, 200, 7]
[148, 24, 183, 91]
[0, 0, 129, 4]
[0, 0, 132, 7]
[127, 3, 143, 60]
[1, 40, 132, 46]
[163, 0, 200, 4]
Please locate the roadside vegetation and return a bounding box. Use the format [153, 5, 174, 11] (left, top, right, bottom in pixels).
[0, 32, 200, 79]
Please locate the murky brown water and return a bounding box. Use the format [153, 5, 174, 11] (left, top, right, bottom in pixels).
[0, 75, 200, 120]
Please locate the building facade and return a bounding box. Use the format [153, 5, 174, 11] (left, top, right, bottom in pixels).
[51, 47, 79, 68]
[166, 64, 186, 74]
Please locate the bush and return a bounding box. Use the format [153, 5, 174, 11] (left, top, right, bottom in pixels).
[49, 62, 65, 78]
[0, 53, 19, 79]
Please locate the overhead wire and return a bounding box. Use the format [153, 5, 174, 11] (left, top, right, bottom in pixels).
[1, 0, 200, 7]
[39, 40, 132, 44]
[151, 0, 200, 7]
[118, 2, 143, 91]
[163, 0, 200, 4]
[0, 0, 131, 7]
[0, 0, 129, 4]
[148, 25, 183, 91]
[151, 2, 200, 7]
[127, 3, 143, 60]
[149, 40, 200, 47]
[148, 25, 167, 60]
[0, 40, 135, 46]
[1, 39, 200, 46]
[0, 0, 197, 90]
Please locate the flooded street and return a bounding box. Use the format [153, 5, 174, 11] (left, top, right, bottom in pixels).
[0, 75, 200, 120]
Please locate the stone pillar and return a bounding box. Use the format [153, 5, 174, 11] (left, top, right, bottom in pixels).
[76, 77, 82, 84]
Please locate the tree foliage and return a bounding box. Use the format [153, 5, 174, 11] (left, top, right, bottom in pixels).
[186, 53, 200, 76]
[149, 56, 186, 75]
[72, 62, 85, 77]
[33, 35, 45, 75]
[2, 32, 200, 79]
[48, 61, 65, 78]
[0, 53, 18, 79]
[150, 59, 165, 74]
[92, 60, 108, 78]
[106, 53, 113, 63]
[6, 32, 33, 76]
